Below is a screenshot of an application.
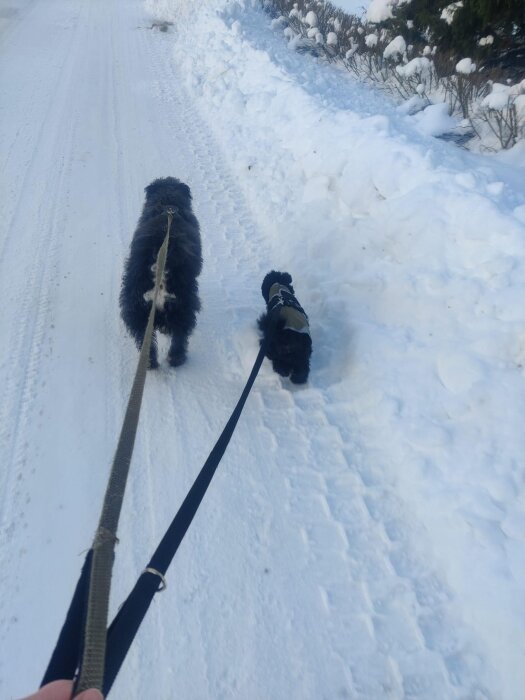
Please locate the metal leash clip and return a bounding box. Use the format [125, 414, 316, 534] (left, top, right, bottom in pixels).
[142, 567, 167, 591]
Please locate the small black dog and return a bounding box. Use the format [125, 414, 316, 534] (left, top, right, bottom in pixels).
[120, 177, 203, 368]
[258, 271, 312, 384]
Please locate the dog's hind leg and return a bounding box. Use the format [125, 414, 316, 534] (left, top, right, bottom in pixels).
[167, 329, 189, 367]
[272, 358, 291, 379]
[165, 297, 199, 367]
[290, 367, 309, 384]
[130, 327, 159, 369]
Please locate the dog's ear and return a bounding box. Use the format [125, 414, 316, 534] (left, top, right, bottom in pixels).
[261, 270, 293, 301]
[278, 272, 292, 286]
[144, 179, 162, 197]
[178, 182, 192, 201]
[261, 271, 277, 301]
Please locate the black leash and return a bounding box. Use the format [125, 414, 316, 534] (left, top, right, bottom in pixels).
[43, 315, 275, 696]
[103, 335, 269, 694]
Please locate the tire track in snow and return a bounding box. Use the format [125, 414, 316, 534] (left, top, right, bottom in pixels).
[316, 400, 491, 698]
[0, 1, 83, 265]
[94, 9, 277, 696]
[0, 1, 89, 684]
[0, 26, 85, 534]
[104, 11, 294, 697]
[146, 5, 500, 697]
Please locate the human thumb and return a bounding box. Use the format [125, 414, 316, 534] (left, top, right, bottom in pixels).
[75, 690, 103, 700]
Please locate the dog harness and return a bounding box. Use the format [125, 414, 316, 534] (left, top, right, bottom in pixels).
[268, 282, 310, 336]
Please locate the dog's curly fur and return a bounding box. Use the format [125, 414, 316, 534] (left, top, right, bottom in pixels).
[258, 271, 312, 384]
[119, 177, 203, 368]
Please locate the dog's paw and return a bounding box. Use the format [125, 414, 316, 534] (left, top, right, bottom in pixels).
[290, 370, 309, 384]
[168, 351, 187, 368]
[273, 366, 290, 378]
[148, 357, 159, 370]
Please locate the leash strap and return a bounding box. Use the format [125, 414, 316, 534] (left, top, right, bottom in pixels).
[42, 212, 173, 696]
[101, 334, 269, 695]
[42, 263, 277, 695]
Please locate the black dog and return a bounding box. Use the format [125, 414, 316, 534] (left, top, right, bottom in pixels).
[120, 177, 202, 368]
[258, 271, 312, 384]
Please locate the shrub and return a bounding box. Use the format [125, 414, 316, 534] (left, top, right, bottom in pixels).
[261, 0, 525, 149]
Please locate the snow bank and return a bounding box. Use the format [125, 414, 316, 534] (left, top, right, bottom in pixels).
[144, 0, 525, 697]
[411, 101, 457, 136]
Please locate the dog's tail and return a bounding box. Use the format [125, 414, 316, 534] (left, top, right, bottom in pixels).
[261, 270, 293, 302]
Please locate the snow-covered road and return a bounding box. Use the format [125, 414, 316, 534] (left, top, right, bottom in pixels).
[1, 0, 524, 698]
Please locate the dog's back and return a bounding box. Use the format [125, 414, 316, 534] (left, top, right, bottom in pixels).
[120, 178, 202, 368]
[259, 271, 312, 384]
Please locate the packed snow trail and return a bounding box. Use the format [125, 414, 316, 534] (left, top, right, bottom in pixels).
[1, 0, 524, 698]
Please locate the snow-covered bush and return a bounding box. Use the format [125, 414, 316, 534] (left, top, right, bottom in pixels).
[264, 0, 351, 62]
[475, 80, 525, 149]
[262, 0, 525, 150]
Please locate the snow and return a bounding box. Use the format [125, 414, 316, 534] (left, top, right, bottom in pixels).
[1, 1, 525, 699]
[365, 33, 378, 48]
[456, 57, 476, 75]
[397, 94, 430, 116]
[383, 34, 407, 60]
[410, 102, 458, 136]
[304, 10, 317, 28]
[366, 0, 411, 23]
[482, 81, 525, 114]
[482, 83, 513, 111]
[441, 2, 463, 25]
[396, 56, 431, 79]
[479, 35, 494, 47]
[307, 26, 318, 39]
[367, 0, 394, 23]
